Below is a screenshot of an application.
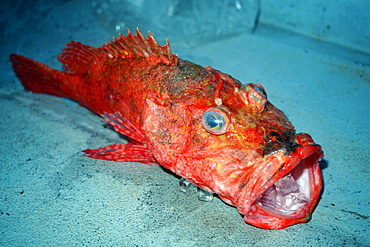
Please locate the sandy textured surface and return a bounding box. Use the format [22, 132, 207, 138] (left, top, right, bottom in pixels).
[1, 1, 369, 246]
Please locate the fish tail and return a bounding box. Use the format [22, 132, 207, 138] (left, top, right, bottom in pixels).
[9, 54, 65, 97]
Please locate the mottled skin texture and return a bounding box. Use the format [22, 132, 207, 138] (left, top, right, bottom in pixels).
[10, 30, 323, 229]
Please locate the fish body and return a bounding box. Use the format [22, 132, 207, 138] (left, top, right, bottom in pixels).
[10, 29, 323, 229]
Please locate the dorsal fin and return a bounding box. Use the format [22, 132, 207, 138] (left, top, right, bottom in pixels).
[57, 29, 177, 75]
[58, 41, 103, 74]
[99, 28, 178, 65]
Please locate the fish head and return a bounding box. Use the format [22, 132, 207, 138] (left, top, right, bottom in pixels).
[142, 66, 323, 229]
[193, 78, 323, 229]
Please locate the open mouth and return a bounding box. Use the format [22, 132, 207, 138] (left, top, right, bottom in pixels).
[256, 161, 312, 216]
[244, 138, 323, 229]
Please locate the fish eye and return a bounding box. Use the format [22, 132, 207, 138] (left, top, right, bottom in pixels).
[250, 83, 267, 99]
[202, 107, 230, 135]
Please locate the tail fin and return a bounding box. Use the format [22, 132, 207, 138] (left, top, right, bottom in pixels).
[9, 54, 64, 97]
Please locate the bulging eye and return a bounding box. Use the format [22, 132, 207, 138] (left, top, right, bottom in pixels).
[240, 83, 268, 112]
[250, 83, 267, 99]
[202, 107, 230, 135]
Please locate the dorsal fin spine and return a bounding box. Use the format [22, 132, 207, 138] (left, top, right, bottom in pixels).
[135, 29, 151, 56]
[100, 28, 178, 65]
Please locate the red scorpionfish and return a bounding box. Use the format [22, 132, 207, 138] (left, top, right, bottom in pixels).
[10, 29, 323, 229]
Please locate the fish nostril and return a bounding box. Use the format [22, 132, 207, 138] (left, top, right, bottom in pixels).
[263, 131, 299, 155]
[268, 131, 283, 143]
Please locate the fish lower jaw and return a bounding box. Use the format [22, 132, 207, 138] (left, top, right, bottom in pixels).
[243, 149, 323, 229]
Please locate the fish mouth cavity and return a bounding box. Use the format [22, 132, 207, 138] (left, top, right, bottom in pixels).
[255, 159, 312, 216]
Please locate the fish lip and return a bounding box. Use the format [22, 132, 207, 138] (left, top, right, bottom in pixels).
[243, 134, 323, 229]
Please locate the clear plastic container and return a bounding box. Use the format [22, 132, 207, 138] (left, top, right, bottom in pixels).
[92, 0, 260, 47]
